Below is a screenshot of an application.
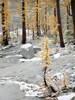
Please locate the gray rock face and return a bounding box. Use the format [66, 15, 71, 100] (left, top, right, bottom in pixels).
[20, 43, 34, 59]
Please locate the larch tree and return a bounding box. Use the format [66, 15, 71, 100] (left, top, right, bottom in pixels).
[1, 0, 10, 46]
[37, 36, 57, 96]
[21, 0, 26, 44]
[36, 0, 39, 37]
[71, 0, 75, 39]
[18, 0, 27, 44]
[30, 0, 41, 38]
[30, 8, 36, 40]
[56, 0, 65, 47]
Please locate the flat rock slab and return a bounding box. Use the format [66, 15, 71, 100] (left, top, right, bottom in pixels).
[0, 84, 24, 100]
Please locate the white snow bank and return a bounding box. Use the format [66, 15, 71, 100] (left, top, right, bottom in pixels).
[14, 81, 43, 97]
[19, 57, 41, 62]
[5, 55, 22, 58]
[0, 77, 43, 97]
[53, 53, 60, 59]
[58, 93, 75, 100]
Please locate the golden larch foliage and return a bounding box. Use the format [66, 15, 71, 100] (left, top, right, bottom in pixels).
[37, 36, 52, 68]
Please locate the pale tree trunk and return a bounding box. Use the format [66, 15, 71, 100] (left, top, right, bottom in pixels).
[56, 0, 65, 47]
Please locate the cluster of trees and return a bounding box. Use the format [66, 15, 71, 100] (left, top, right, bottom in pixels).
[0, 0, 75, 47]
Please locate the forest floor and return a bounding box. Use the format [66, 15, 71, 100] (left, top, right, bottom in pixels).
[0, 37, 75, 100]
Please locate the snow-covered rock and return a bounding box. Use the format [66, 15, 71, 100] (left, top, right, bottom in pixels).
[20, 43, 34, 59]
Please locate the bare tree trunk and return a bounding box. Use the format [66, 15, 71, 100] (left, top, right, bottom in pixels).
[28, 20, 29, 36]
[43, 67, 57, 96]
[67, 6, 69, 30]
[56, 0, 65, 47]
[36, 0, 40, 37]
[45, 4, 47, 34]
[54, 8, 58, 41]
[32, 23, 34, 40]
[44, 67, 48, 86]
[71, 0, 75, 39]
[1, 3, 8, 46]
[22, 0, 26, 44]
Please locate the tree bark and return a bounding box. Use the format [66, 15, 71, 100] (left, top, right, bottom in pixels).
[45, 4, 47, 34]
[1, 3, 8, 46]
[22, 0, 26, 44]
[44, 67, 48, 86]
[71, 0, 75, 39]
[36, 0, 40, 37]
[56, 0, 65, 47]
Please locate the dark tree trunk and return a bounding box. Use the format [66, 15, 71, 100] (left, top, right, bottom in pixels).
[67, 7, 69, 30]
[22, 0, 26, 44]
[44, 67, 48, 86]
[54, 8, 56, 17]
[1, 3, 8, 46]
[54, 8, 58, 40]
[71, 0, 75, 39]
[36, 0, 40, 37]
[32, 24, 34, 40]
[43, 67, 57, 95]
[28, 20, 29, 36]
[56, 0, 65, 47]
[45, 4, 47, 34]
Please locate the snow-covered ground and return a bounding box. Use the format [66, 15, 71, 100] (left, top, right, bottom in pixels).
[0, 77, 43, 97]
[0, 37, 75, 100]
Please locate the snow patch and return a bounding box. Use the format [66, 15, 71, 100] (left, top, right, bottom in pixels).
[58, 93, 75, 100]
[21, 44, 32, 49]
[19, 57, 41, 62]
[0, 77, 43, 97]
[53, 53, 60, 59]
[5, 55, 22, 58]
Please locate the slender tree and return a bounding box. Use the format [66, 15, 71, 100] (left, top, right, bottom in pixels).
[71, 0, 75, 39]
[56, 0, 65, 47]
[45, 3, 48, 34]
[36, 0, 40, 37]
[1, 0, 10, 46]
[37, 36, 57, 96]
[22, 0, 26, 44]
